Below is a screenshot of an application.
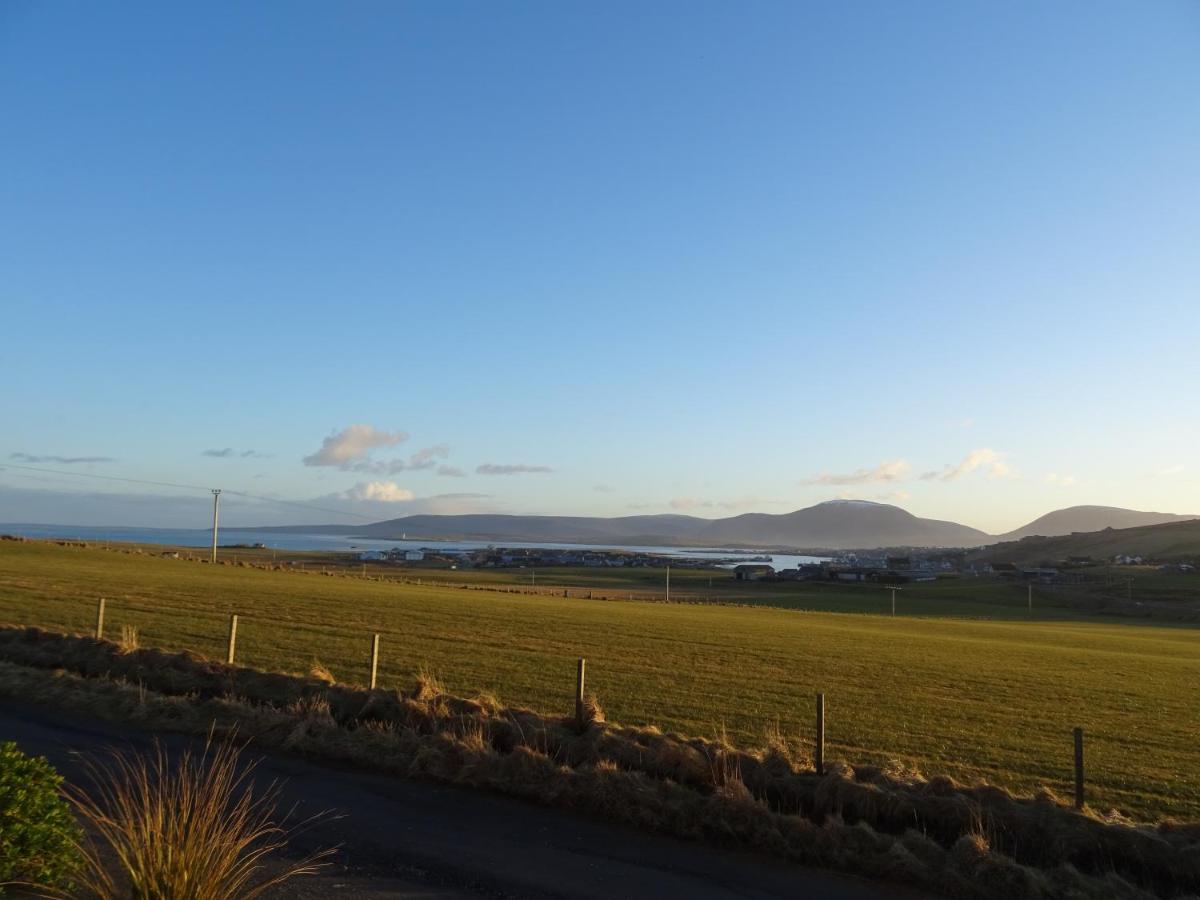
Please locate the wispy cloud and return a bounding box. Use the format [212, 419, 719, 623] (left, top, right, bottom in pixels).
[406, 444, 450, 469]
[593, 484, 617, 493]
[10, 452, 115, 465]
[437, 465, 466, 477]
[803, 459, 910, 486]
[1156, 464, 1185, 478]
[303, 425, 409, 467]
[335, 481, 415, 503]
[476, 463, 553, 475]
[344, 445, 451, 474]
[628, 496, 774, 512]
[669, 497, 711, 511]
[202, 448, 270, 459]
[1043, 473, 1077, 487]
[920, 448, 1015, 482]
[313, 487, 495, 515]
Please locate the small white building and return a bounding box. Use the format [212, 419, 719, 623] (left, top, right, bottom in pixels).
[404, 549, 424, 562]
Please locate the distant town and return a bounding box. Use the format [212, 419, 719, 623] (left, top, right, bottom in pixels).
[353, 544, 1196, 586]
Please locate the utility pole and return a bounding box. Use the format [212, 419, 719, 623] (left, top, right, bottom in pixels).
[532, 569, 536, 587]
[890, 586, 897, 617]
[1028, 583, 1032, 615]
[210, 489, 221, 563]
[665, 565, 670, 603]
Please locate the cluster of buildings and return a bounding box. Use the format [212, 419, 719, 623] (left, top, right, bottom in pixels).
[358, 548, 426, 562]
[735, 555, 959, 584]
[355, 544, 1197, 584]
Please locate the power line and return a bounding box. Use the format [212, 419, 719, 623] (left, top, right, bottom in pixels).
[0, 462, 375, 521]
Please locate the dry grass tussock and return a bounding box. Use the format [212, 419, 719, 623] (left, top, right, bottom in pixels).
[0, 626, 1197, 900]
[63, 732, 332, 899]
[307, 660, 335, 684]
[116, 625, 139, 654]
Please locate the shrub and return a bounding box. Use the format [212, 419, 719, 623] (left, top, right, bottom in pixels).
[0, 741, 81, 894]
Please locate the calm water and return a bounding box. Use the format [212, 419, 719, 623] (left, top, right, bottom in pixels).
[0, 523, 827, 570]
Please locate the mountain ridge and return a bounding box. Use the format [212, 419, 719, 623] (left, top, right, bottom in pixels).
[995, 505, 1199, 541]
[241, 501, 1200, 551]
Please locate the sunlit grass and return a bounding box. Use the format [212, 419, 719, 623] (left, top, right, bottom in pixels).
[1, 540, 1197, 820]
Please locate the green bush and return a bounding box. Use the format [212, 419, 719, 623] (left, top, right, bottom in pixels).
[0, 741, 80, 894]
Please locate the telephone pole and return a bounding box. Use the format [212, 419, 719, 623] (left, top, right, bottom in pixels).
[210, 489, 221, 563]
[665, 565, 670, 603]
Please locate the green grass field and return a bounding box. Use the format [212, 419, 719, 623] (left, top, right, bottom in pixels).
[2, 540, 1197, 821]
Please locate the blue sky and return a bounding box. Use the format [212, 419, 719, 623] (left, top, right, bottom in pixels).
[2, 1, 1199, 532]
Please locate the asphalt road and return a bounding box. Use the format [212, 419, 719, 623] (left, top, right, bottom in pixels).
[1, 703, 922, 899]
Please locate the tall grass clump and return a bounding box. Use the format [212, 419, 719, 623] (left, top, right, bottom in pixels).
[117, 625, 139, 654]
[65, 735, 331, 900]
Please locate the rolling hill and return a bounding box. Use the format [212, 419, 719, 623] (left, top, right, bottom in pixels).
[250, 500, 990, 550]
[997, 505, 1199, 541]
[974, 518, 1200, 565]
[693, 500, 989, 549]
[245, 502, 1199, 553]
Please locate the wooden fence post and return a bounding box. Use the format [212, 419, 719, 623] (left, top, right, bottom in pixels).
[226, 614, 238, 665]
[1073, 727, 1085, 809]
[95, 597, 106, 640]
[575, 658, 587, 728]
[369, 633, 380, 690]
[815, 693, 826, 775]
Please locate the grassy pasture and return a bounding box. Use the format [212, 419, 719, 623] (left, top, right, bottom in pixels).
[1, 540, 1197, 821]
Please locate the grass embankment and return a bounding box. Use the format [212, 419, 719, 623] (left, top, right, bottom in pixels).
[1, 628, 1197, 900]
[1, 540, 1197, 821]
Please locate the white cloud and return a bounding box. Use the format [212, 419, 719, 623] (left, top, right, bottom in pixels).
[437, 465, 466, 477]
[920, 448, 1015, 482]
[337, 481, 415, 503]
[303, 425, 409, 467]
[476, 463, 553, 475]
[803, 459, 910, 486]
[1043, 473, 1077, 487]
[1156, 465, 1185, 478]
[669, 497, 712, 511]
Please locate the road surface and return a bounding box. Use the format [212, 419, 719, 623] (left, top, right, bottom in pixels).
[0, 703, 923, 899]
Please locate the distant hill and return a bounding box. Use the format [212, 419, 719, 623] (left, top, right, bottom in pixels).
[974, 518, 1200, 565]
[998, 506, 1200, 541]
[245, 502, 1198, 553]
[694, 500, 989, 549]
[250, 500, 990, 550]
